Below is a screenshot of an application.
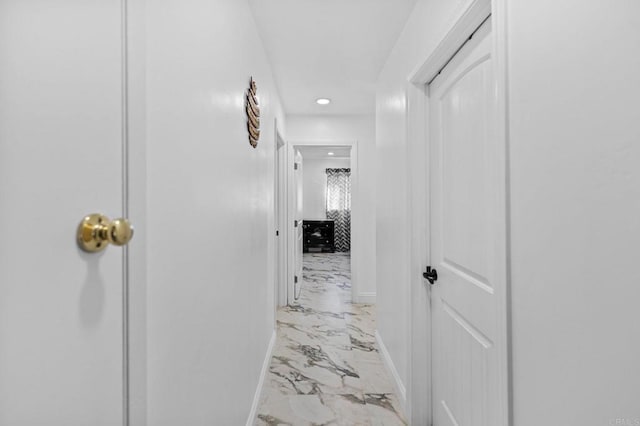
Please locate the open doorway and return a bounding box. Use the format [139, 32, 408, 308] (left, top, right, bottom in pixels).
[298, 146, 352, 301]
[287, 141, 358, 306]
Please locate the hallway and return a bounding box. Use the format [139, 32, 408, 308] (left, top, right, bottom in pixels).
[2, 1, 639, 424]
[255, 253, 406, 425]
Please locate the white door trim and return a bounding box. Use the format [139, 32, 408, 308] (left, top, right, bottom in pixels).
[274, 120, 287, 311]
[405, 0, 511, 424]
[126, 0, 147, 423]
[120, 0, 133, 424]
[408, 0, 492, 85]
[288, 148, 304, 304]
[286, 139, 360, 304]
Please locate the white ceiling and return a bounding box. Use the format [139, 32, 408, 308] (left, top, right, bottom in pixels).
[298, 146, 351, 159]
[248, 0, 417, 115]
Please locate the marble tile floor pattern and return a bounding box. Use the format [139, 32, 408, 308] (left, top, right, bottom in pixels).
[255, 253, 407, 426]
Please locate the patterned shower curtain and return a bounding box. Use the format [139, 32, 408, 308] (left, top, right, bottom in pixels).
[326, 168, 351, 252]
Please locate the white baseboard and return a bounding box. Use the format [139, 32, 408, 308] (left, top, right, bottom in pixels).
[354, 292, 376, 304]
[375, 330, 407, 411]
[246, 330, 277, 426]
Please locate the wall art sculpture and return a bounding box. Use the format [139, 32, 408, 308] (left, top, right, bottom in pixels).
[246, 77, 260, 148]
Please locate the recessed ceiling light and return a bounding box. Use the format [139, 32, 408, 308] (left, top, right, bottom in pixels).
[316, 98, 331, 105]
[328, 152, 335, 156]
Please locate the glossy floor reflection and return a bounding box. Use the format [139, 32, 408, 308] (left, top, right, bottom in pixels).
[255, 253, 407, 426]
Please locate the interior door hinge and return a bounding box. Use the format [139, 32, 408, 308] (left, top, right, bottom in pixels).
[294, 220, 298, 227]
[294, 275, 298, 284]
[276, 230, 279, 236]
[294, 163, 298, 170]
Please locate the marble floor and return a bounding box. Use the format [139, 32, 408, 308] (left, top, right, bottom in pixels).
[255, 253, 407, 426]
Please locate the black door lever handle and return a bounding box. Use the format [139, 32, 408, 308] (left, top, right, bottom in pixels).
[423, 266, 438, 284]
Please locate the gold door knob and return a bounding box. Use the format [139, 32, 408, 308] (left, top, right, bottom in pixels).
[77, 213, 134, 253]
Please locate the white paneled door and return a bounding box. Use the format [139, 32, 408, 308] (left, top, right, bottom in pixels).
[428, 18, 508, 426]
[0, 1, 129, 425]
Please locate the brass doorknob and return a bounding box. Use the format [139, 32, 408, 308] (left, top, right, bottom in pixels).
[77, 213, 134, 253]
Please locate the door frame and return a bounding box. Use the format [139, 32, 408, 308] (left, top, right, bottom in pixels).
[274, 120, 287, 309]
[286, 139, 359, 305]
[405, 0, 511, 424]
[126, 0, 147, 424]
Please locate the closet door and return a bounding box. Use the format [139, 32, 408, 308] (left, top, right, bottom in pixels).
[0, 1, 131, 424]
[428, 18, 508, 426]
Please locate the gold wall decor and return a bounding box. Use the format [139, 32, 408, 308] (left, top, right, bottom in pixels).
[246, 77, 260, 148]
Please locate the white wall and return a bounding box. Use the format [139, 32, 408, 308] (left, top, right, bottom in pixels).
[146, 0, 285, 424]
[377, 0, 640, 423]
[287, 114, 376, 301]
[507, 1, 640, 424]
[375, 0, 474, 398]
[302, 157, 350, 220]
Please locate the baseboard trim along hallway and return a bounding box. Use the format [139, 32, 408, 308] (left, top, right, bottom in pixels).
[246, 330, 277, 426]
[375, 330, 407, 413]
[356, 291, 377, 304]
